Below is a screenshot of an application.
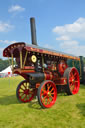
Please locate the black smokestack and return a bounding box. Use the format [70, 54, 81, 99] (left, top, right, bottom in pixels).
[30, 17, 37, 45]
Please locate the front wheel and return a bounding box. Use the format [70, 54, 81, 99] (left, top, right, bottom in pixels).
[37, 80, 57, 108]
[16, 80, 36, 103]
[64, 67, 80, 95]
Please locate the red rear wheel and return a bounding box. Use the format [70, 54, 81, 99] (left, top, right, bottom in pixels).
[37, 80, 57, 108]
[64, 67, 80, 95]
[16, 80, 35, 103]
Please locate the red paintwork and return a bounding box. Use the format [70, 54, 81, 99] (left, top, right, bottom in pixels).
[44, 72, 67, 85]
[58, 60, 68, 76]
[69, 67, 80, 94]
[36, 83, 40, 88]
[13, 68, 35, 74]
[40, 81, 57, 108]
[24, 66, 35, 70]
[54, 78, 67, 85]
[44, 72, 53, 80]
[3, 42, 25, 57]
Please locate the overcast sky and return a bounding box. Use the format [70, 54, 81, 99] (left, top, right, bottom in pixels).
[0, 0, 85, 58]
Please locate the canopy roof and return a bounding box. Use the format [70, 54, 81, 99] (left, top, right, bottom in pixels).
[3, 42, 80, 60]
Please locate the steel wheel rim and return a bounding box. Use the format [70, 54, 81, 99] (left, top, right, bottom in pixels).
[18, 81, 34, 102]
[40, 81, 57, 108]
[69, 68, 80, 94]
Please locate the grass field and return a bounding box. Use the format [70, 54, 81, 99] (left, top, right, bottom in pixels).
[0, 76, 85, 128]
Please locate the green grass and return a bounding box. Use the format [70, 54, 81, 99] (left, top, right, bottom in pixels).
[0, 76, 85, 128]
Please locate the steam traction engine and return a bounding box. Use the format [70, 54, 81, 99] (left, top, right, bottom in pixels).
[3, 18, 80, 108]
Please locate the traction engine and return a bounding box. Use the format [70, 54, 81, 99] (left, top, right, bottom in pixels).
[3, 18, 80, 108]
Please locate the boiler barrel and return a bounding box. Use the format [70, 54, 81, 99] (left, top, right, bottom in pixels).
[28, 72, 53, 84]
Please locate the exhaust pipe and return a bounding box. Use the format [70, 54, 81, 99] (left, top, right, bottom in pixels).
[30, 17, 37, 45]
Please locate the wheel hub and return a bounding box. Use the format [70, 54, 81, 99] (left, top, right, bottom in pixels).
[72, 79, 75, 82]
[24, 89, 29, 94]
[47, 92, 51, 97]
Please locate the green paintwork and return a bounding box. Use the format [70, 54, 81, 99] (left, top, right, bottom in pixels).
[67, 56, 85, 84]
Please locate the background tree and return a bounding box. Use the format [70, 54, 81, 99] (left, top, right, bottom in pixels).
[0, 59, 11, 71]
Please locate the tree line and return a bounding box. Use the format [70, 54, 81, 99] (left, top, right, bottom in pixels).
[0, 59, 11, 72]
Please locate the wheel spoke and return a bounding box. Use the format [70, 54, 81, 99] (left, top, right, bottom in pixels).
[42, 88, 47, 94]
[19, 89, 24, 93]
[47, 84, 51, 91]
[20, 92, 24, 97]
[42, 95, 47, 103]
[50, 95, 53, 99]
[73, 72, 77, 77]
[25, 82, 28, 88]
[19, 91, 24, 94]
[20, 87, 25, 91]
[50, 88, 54, 92]
[23, 84, 27, 89]
[26, 83, 29, 89]
[70, 72, 73, 77]
[70, 85, 75, 91]
[70, 82, 73, 87]
[47, 98, 51, 104]
[23, 94, 27, 100]
[51, 92, 54, 95]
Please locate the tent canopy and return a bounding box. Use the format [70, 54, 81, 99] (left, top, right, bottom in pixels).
[0, 66, 12, 74]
